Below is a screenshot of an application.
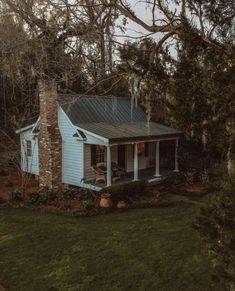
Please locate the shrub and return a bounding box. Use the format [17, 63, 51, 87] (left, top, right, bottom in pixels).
[102, 180, 148, 203]
[165, 170, 209, 186]
[27, 189, 58, 206]
[0, 197, 6, 204]
[10, 189, 23, 203]
[194, 176, 235, 290]
[161, 172, 186, 188]
[44, 189, 58, 204]
[61, 187, 96, 210]
[62, 188, 77, 200]
[62, 187, 95, 201]
[80, 199, 94, 211]
[27, 191, 41, 205]
[75, 188, 96, 201]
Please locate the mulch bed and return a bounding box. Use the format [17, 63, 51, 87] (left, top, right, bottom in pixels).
[0, 169, 207, 216]
[181, 183, 205, 194]
[0, 284, 7, 291]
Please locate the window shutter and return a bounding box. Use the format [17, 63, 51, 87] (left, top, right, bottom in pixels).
[145, 143, 149, 157]
[91, 145, 96, 166]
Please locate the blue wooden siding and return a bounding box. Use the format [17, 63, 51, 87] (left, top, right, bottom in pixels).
[19, 107, 159, 186]
[20, 129, 39, 175]
[59, 108, 84, 185]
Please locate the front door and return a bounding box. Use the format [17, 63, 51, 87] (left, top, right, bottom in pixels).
[118, 145, 126, 169]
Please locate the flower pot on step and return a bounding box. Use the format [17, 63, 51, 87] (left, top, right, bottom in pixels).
[100, 193, 112, 208]
[116, 200, 127, 209]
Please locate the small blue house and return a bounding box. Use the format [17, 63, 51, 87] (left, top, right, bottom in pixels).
[17, 95, 182, 191]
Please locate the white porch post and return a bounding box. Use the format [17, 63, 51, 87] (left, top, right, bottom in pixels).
[155, 140, 160, 177]
[106, 145, 112, 186]
[174, 139, 179, 172]
[133, 143, 139, 181]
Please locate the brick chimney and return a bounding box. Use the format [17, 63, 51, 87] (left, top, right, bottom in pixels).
[38, 79, 62, 189]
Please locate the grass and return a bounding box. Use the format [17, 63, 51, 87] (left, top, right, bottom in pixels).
[0, 204, 220, 291]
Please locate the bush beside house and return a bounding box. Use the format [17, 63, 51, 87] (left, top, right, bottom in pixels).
[194, 176, 235, 290]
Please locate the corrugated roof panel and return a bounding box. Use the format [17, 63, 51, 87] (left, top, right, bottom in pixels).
[59, 94, 182, 141]
[60, 95, 147, 124]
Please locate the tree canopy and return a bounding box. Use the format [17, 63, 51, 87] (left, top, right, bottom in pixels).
[0, 0, 234, 168]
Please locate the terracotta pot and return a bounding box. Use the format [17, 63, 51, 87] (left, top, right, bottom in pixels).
[116, 200, 127, 209]
[100, 193, 112, 208]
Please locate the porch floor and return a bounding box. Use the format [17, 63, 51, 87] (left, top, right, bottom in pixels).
[83, 167, 173, 191]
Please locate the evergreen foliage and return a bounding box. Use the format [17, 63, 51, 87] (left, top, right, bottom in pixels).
[195, 176, 235, 290]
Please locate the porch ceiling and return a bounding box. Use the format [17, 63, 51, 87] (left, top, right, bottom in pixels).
[77, 122, 182, 144]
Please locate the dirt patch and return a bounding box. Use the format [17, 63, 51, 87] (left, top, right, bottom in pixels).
[156, 183, 206, 204]
[162, 194, 200, 204]
[0, 285, 7, 291]
[181, 183, 205, 194]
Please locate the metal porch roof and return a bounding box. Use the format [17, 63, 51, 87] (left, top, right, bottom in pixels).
[78, 122, 182, 143]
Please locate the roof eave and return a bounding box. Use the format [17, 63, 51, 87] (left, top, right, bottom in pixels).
[15, 123, 36, 134]
[109, 132, 183, 144]
[75, 125, 109, 143]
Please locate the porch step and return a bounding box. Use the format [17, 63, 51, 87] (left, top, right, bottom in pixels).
[148, 177, 162, 185]
[148, 177, 161, 182]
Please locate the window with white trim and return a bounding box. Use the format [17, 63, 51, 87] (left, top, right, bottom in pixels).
[91, 145, 105, 165]
[26, 140, 32, 157]
[96, 145, 105, 163]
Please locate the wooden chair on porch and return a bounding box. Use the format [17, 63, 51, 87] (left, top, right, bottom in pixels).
[92, 165, 107, 183]
[111, 162, 125, 178]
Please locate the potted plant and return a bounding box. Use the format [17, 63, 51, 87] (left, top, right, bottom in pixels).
[116, 200, 127, 209]
[99, 193, 112, 208]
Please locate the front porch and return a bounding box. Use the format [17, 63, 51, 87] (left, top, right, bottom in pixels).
[83, 167, 173, 191]
[81, 139, 180, 191]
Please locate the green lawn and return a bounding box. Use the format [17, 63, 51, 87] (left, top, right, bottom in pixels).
[0, 204, 220, 291]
